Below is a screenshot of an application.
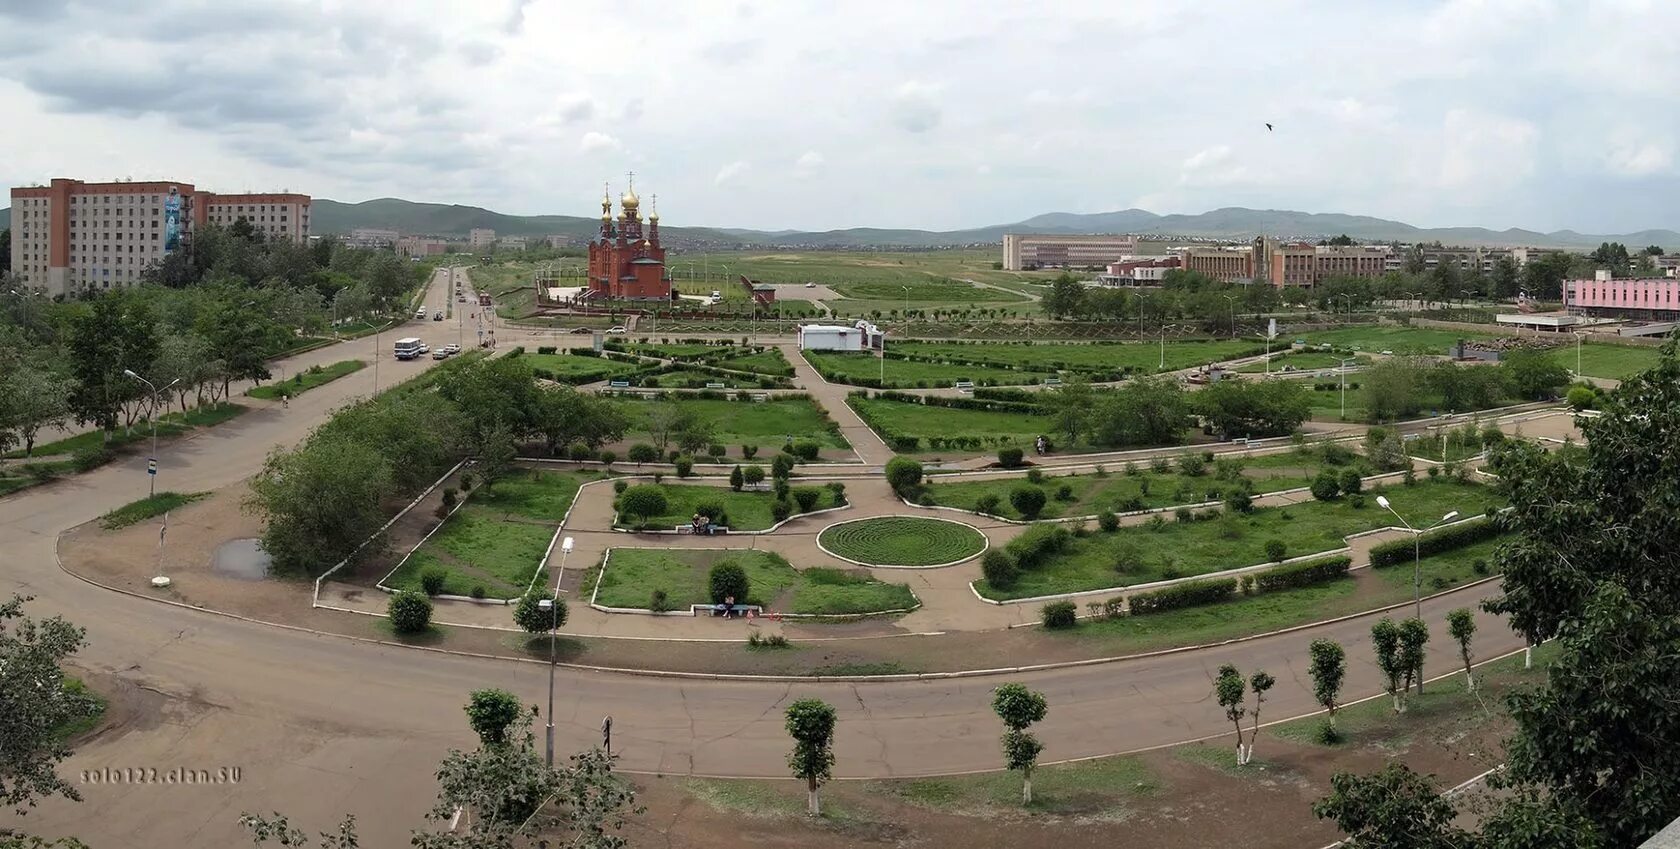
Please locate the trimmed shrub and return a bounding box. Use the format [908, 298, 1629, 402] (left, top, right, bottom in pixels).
[791, 486, 822, 512]
[568, 442, 596, 462]
[420, 568, 446, 596]
[441, 488, 458, 509]
[1338, 468, 1363, 495]
[826, 481, 847, 504]
[674, 455, 694, 478]
[741, 444, 759, 460]
[1026, 468, 1046, 485]
[627, 443, 657, 465]
[1127, 578, 1236, 615]
[71, 446, 116, 473]
[743, 465, 766, 487]
[1010, 485, 1048, 519]
[1178, 453, 1206, 477]
[981, 549, 1019, 589]
[649, 589, 673, 613]
[612, 479, 628, 494]
[997, 447, 1025, 468]
[388, 591, 433, 634]
[1251, 555, 1351, 592]
[1264, 539, 1287, 562]
[708, 443, 727, 458]
[975, 493, 1002, 515]
[1225, 488, 1253, 514]
[789, 440, 822, 461]
[1004, 523, 1070, 569]
[618, 484, 669, 522]
[1369, 517, 1499, 567]
[1040, 600, 1078, 630]
[1566, 385, 1596, 411]
[470, 585, 486, 599]
[1309, 471, 1340, 501]
[693, 499, 728, 526]
[770, 499, 792, 523]
[708, 560, 750, 604]
[729, 465, 744, 491]
[1097, 511, 1120, 532]
[513, 590, 566, 632]
[1054, 483, 1074, 501]
[771, 453, 795, 480]
[599, 450, 618, 468]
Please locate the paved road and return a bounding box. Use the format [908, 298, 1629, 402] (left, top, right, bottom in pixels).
[0, 283, 1526, 845]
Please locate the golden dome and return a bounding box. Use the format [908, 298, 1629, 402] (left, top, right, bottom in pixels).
[621, 187, 639, 209]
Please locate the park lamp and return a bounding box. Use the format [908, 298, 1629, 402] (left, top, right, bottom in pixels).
[562, 536, 575, 554]
[1375, 495, 1391, 510]
[123, 368, 139, 379]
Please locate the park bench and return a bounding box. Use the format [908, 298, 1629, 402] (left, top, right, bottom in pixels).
[954, 379, 974, 393]
[706, 382, 727, 389]
[751, 393, 770, 402]
[690, 603, 763, 618]
[675, 524, 730, 535]
[1043, 376, 1062, 387]
[609, 379, 630, 388]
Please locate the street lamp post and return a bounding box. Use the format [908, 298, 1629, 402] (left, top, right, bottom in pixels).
[122, 370, 179, 499]
[538, 536, 575, 769]
[1339, 357, 1356, 420]
[1375, 495, 1459, 618]
[900, 285, 910, 319]
[1574, 331, 1585, 377]
[1222, 294, 1237, 339]
[1158, 324, 1179, 371]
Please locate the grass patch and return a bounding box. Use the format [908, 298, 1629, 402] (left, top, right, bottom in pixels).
[594, 549, 913, 614]
[877, 754, 1159, 817]
[525, 352, 645, 384]
[681, 779, 873, 827]
[893, 339, 1266, 375]
[248, 360, 365, 399]
[1272, 641, 1558, 750]
[470, 469, 600, 520]
[1561, 342, 1663, 380]
[54, 678, 107, 740]
[621, 396, 847, 455]
[1289, 325, 1498, 355]
[98, 491, 209, 530]
[807, 661, 909, 676]
[847, 394, 1059, 453]
[806, 350, 1043, 388]
[975, 479, 1501, 600]
[711, 348, 795, 376]
[614, 483, 841, 531]
[818, 516, 987, 566]
[9, 402, 247, 459]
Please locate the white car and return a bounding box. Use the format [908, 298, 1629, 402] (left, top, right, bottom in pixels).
[805, 282, 816, 288]
[443, 343, 461, 354]
[414, 309, 427, 320]
[418, 343, 430, 354]
[605, 326, 627, 335]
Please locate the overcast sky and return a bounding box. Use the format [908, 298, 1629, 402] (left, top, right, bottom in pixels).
[2, 0, 1676, 234]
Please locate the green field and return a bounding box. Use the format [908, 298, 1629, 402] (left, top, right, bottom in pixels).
[924, 453, 1347, 520]
[614, 482, 843, 530]
[384, 469, 598, 598]
[847, 394, 1056, 453]
[620, 396, 848, 456]
[1286, 325, 1498, 355]
[710, 348, 795, 376]
[817, 516, 988, 566]
[1234, 351, 1368, 373]
[832, 280, 1025, 305]
[594, 548, 915, 614]
[806, 350, 1046, 388]
[974, 478, 1501, 600]
[892, 339, 1266, 375]
[673, 249, 1060, 289]
[1560, 341, 1664, 380]
[525, 352, 645, 383]
[249, 360, 366, 400]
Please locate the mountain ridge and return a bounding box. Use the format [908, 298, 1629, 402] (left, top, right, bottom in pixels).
[3, 201, 1675, 251]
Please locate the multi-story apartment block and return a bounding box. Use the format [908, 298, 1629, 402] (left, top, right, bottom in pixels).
[545, 234, 571, 249]
[498, 235, 528, 250]
[395, 236, 449, 258]
[346, 228, 400, 248]
[1002, 233, 1139, 270]
[1181, 239, 1393, 287]
[468, 228, 497, 249]
[9, 177, 309, 296]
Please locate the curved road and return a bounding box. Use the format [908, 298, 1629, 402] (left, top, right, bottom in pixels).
[0, 283, 1523, 846]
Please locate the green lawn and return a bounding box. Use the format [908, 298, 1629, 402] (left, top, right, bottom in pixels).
[1305, 384, 1526, 424]
[710, 348, 795, 376]
[974, 478, 1502, 600]
[248, 360, 365, 399]
[616, 342, 718, 359]
[1287, 325, 1498, 355]
[615, 482, 843, 531]
[99, 491, 208, 529]
[806, 350, 1044, 388]
[876, 754, 1159, 817]
[1066, 536, 1504, 651]
[6, 402, 247, 459]
[594, 548, 915, 614]
[525, 352, 645, 383]
[848, 394, 1083, 454]
[643, 369, 748, 388]
[385, 470, 596, 598]
[832, 280, 1027, 304]
[892, 339, 1266, 375]
[1563, 342, 1663, 380]
[621, 396, 848, 455]
[924, 455, 1340, 520]
[818, 516, 988, 566]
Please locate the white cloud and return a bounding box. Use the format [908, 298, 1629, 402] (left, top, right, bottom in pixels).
[889, 81, 942, 133]
[715, 160, 750, 185]
[555, 93, 594, 124]
[1604, 137, 1673, 177]
[578, 131, 621, 154]
[794, 150, 824, 175]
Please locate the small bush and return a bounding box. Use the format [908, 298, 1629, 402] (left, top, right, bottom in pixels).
[388, 591, 433, 634]
[1369, 518, 1499, 568]
[741, 444, 759, 460]
[792, 486, 822, 512]
[612, 479, 628, 494]
[1009, 485, 1048, 519]
[1178, 453, 1206, 477]
[1004, 523, 1071, 569]
[1054, 483, 1074, 501]
[790, 440, 821, 461]
[708, 560, 750, 604]
[441, 488, 458, 509]
[1472, 558, 1490, 575]
[420, 568, 446, 596]
[981, 549, 1020, 589]
[1128, 578, 1236, 615]
[470, 585, 486, 599]
[974, 493, 1002, 514]
[997, 447, 1025, 468]
[599, 450, 618, 468]
[1350, 494, 1367, 509]
[1225, 488, 1253, 513]
[1040, 601, 1078, 630]
[1174, 506, 1193, 523]
[1403, 468, 1417, 486]
[1097, 512, 1120, 532]
[1314, 721, 1344, 745]
[674, 456, 695, 478]
[708, 443, 727, 458]
[771, 453, 795, 480]
[568, 442, 596, 462]
[826, 481, 847, 504]
[1427, 465, 1441, 479]
[1025, 468, 1045, 485]
[1310, 471, 1340, 501]
[1264, 539, 1287, 562]
[1566, 385, 1596, 411]
[729, 465, 744, 491]
[771, 499, 792, 523]
[1338, 468, 1363, 495]
[460, 472, 475, 490]
[650, 589, 673, 613]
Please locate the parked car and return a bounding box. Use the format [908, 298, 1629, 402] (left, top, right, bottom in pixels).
[418, 343, 430, 354]
[433, 348, 450, 360]
[570, 327, 595, 334]
[414, 309, 427, 320]
[605, 326, 627, 334]
[433, 311, 444, 321]
[443, 343, 461, 354]
[805, 281, 816, 288]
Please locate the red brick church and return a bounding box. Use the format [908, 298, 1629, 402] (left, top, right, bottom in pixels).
[585, 177, 672, 301]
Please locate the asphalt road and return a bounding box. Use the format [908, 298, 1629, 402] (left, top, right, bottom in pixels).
[0, 277, 1525, 846]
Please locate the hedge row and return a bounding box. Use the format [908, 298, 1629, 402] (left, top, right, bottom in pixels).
[871, 389, 1046, 415]
[1126, 578, 1237, 615]
[1250, 555, 1352, 592]
[1369, 517, 1499, 568]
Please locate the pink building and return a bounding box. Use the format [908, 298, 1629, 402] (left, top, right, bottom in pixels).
[1564, 270, 1680, 319]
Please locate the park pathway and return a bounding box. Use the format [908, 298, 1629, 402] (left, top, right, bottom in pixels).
[779, 341, 895, 465]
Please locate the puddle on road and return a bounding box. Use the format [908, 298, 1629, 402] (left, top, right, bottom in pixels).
[211, 538, 272, 580]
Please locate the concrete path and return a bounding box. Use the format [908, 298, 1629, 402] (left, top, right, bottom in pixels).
[780, 342, 895, 465]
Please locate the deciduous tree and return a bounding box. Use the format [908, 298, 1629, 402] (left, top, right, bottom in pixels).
[784, 699, 837, 817]
[1214, 664, 1247, 765]
[991, 683, 1048, 804]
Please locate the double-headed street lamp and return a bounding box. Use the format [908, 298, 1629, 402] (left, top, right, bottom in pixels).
[1375, 495, 1459, 618]
[1158, 323, 1179, 371]
[537, 536, 575, 768]
[122, 370, 180, 499]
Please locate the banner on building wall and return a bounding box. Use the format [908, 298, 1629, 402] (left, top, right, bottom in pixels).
[164, 187, 182, 250]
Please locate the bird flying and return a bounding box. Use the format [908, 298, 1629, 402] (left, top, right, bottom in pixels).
[1265, 123, 1273, 131]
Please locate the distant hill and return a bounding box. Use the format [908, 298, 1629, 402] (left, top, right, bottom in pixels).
[4, 199, 1675, 251]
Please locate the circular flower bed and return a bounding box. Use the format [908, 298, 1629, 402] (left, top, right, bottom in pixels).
[816, 516, 988, 568]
